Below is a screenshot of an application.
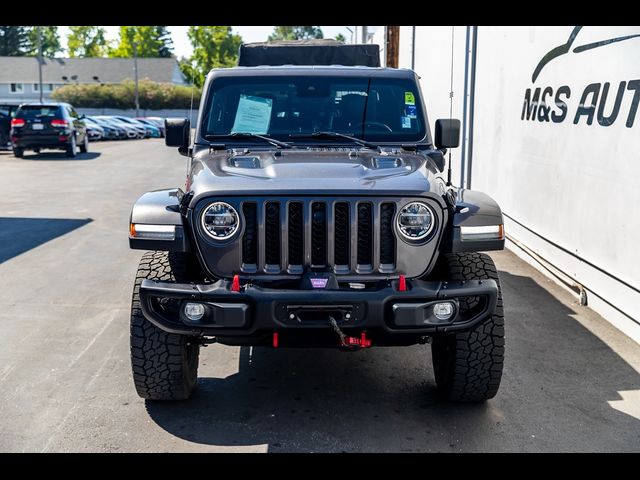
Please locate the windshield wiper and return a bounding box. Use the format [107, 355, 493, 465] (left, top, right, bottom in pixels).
[204, 132, 292, 149]
[289, 131, 379, 150]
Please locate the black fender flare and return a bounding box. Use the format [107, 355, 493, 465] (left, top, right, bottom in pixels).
[129, 188, 190, 252]
[444, 189, 505, 253]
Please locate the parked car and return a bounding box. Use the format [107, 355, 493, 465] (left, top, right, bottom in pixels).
[135, 117, 164, 137]
[127, 41, 507, 403]
[0, 104, 19, 150]
[109, 116, 148, 139]
[84, 121, 105, 141]
[93, 116, 139, 139]
[143, 117, 167, 137]
[88, 117, 127, 140]
[10, 102, 88, 158]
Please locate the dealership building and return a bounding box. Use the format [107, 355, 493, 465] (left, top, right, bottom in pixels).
[358, 26, 640, 343]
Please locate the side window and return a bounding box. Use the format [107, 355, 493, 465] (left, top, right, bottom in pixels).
[67, 106, 79, 119]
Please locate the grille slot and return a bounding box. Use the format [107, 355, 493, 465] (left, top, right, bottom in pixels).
[357, 203, 373, 267]
[311, 202, 327, 266]
[334, 202, 350, 267]
[380, 203, 396, 266]
[241, 203, 257, 268]
[264, 202, 281, 267]
[288, 202, 304, 268]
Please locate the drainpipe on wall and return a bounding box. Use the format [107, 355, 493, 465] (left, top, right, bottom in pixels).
[460, 27, 470, 187]
[466, 26, 478, 190]
[411, 26, 416, 70]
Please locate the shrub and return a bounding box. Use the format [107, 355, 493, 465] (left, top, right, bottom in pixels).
[50, 79, 201, 110]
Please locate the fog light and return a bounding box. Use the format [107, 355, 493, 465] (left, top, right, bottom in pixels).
[184, 302, 205, 321]
[433, 302, 455, 321]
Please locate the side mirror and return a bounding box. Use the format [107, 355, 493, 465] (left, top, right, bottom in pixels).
[434, 119, 460, 149]
[165, 118, 190, 156]
[79, 114, 86, 120]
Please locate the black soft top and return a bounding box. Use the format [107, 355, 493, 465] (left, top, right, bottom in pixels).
[238, 40, 380, 67]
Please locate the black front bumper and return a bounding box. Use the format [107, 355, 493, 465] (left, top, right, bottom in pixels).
[139, 277, 499, 346]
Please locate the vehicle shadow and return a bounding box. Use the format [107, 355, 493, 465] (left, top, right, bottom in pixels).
[145, 270, 640, 452]
[17, 151, 101, 161]
[0, 217, 92, 263]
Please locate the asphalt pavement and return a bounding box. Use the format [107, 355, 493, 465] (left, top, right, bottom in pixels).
[1, 140, 639, 452]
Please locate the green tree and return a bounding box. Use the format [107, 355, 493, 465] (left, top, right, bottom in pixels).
[67, 26, 108, 57]
[26, 27, 62, 57]
[110, 26, 174, 58]
[180, 26, 242, 87]
[155, 27, 173, 58]
[335, 33, 346, 43]
[268, 26, 323, 41]
[0, 26, 30, 55]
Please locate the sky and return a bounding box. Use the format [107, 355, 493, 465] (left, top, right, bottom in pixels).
[57, 26, 354, 58]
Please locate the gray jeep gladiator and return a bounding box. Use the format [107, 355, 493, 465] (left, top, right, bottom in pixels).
[128, 42, 506, 402]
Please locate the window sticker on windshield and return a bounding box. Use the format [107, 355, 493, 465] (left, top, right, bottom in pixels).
[406, 105, 417, 118]
[231, 94, 273, 134]
[404, 92, 415, 105]
[401, 116, 412, 129]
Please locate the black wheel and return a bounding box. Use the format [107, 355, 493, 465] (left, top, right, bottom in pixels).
[79, 134, 88, 153]
[66, 136, 77, 157]
[13, 147, 24, 158]
[130, 251, 200, 400]
[431, 252, 505, 402]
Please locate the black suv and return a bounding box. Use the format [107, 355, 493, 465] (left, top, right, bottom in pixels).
[10, 102, 89, 158]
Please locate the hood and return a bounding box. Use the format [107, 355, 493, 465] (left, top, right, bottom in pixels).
[189, 148, 445, 203]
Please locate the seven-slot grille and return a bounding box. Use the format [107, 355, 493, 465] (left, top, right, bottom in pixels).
[240, 199, 397, 274]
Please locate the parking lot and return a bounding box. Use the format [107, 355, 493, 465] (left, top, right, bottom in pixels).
[1, 139, 639, 452]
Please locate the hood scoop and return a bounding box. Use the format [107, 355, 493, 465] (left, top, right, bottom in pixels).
[229, 155, 262, 168]
[372, 157, 404, 169]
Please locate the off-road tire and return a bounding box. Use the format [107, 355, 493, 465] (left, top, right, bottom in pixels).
[66, 136, 77, 158]
[431, 252, 505, 402]
[130, 251, 200, 400]
[13, 147, 24, 158]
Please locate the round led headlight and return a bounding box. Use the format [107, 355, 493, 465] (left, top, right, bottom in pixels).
[201, 202, 240, 240]
[396, 202, 434, 241]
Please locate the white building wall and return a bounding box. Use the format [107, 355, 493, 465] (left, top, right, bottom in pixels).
[398, 26, 469, 186]
[387, 25, 640, 342]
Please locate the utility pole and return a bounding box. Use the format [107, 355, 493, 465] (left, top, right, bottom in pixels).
[37, 26, 43, 103]
[361, 26, 368, 43]
[133, 41, 140, 117]
[386, 26, 400, 68]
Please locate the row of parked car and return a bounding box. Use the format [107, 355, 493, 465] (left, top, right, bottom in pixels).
[2, 101, 167, 158]
[85, 115, 166, 141]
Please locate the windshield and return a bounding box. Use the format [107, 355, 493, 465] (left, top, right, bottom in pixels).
[201, 75, 427, 144]
[16, 106, 62, 120]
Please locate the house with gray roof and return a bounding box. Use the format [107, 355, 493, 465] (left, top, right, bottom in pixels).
[0, 56, 187, 104]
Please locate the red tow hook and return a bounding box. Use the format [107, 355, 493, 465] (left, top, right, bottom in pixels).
[231, 274, 241, 292]
[344, 331, 372, 348]
[272, 332, 279, 348]
[398, 274, 408, 292]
